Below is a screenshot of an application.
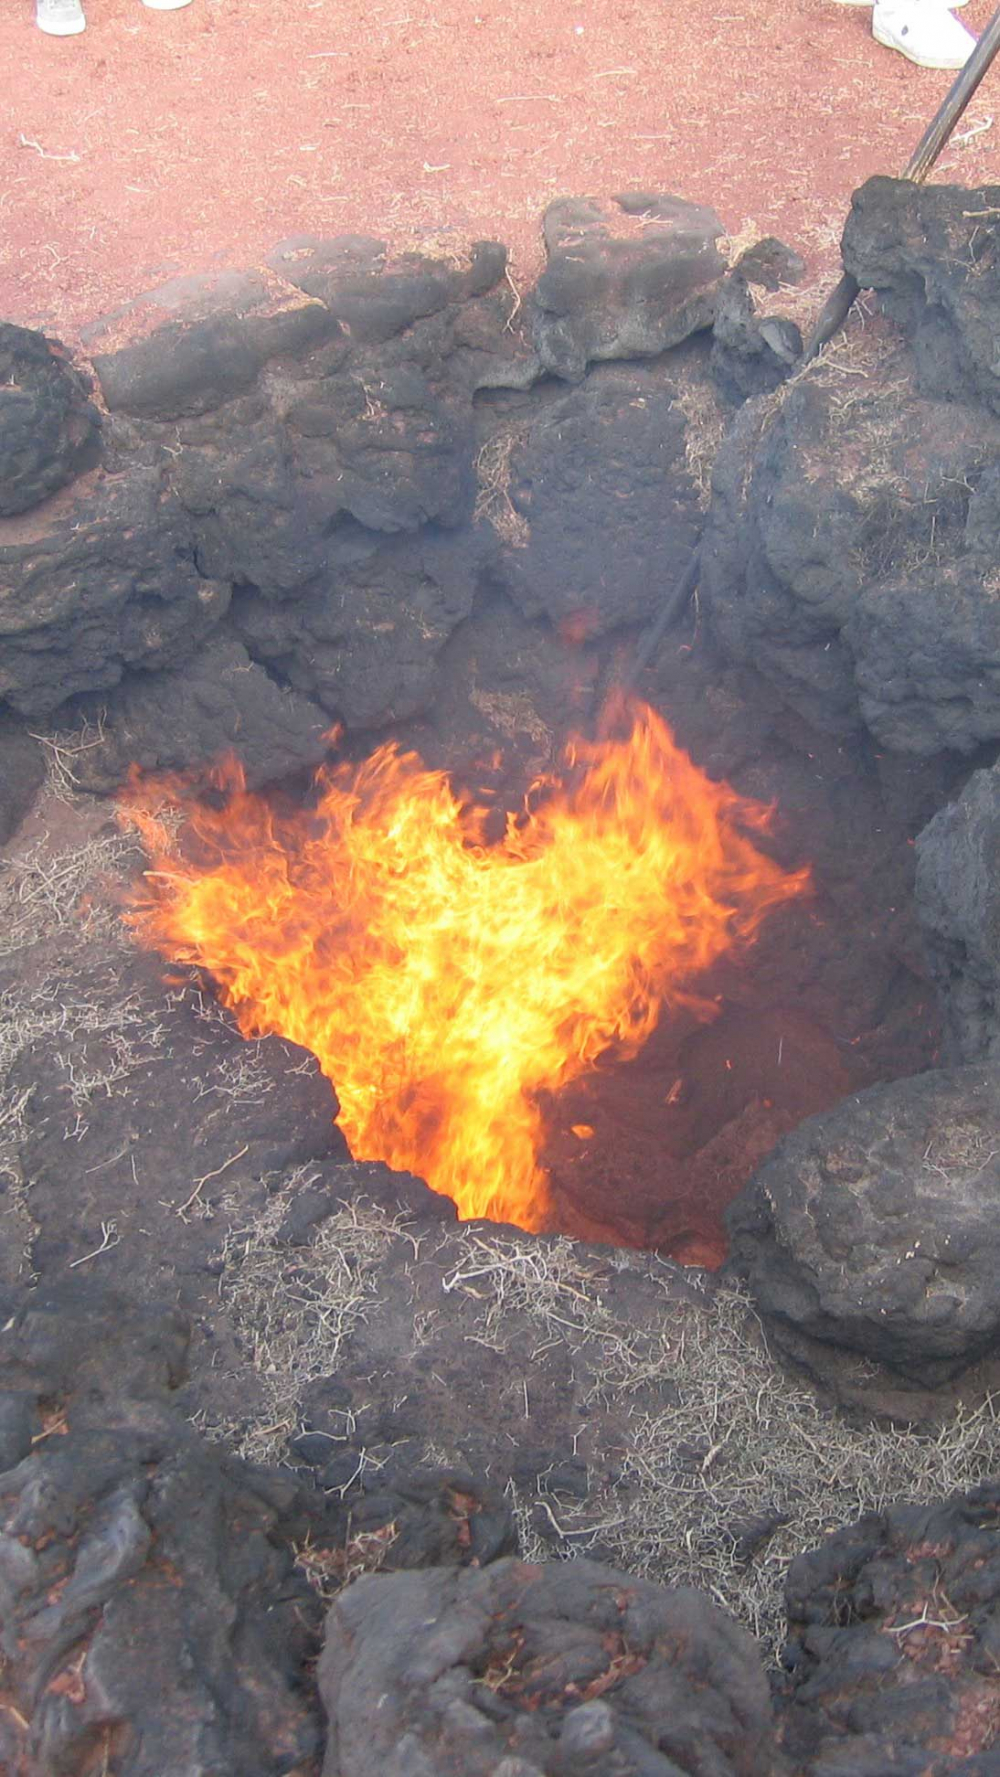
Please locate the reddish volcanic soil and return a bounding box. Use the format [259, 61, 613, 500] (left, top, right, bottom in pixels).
[1, 0, 998, 341]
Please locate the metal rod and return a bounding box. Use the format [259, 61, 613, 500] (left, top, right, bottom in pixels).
[622, 549, 701, 693]
[802, 4, 1000, 361]
[903, 8, 1000, 180]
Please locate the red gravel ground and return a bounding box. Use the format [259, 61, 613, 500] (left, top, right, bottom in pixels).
[1, 0, 997, 341]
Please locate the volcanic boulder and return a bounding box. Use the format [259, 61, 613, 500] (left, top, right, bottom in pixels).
[67, 633, 331, 793]
[0, 1280, 324, 1777]
[779, 1481, 1000, 1775]
[915, 760, 1000, 1064]
[487, 366, 712, 640]
[267, 233, 509, 347]
[531, 192, 727, 382]
[228, 526, 479, 729]
[200, 337, 475, 537]
[726, 1066, 1000, 1389]
[85, 265, 338, 420]
[10, 949, 346, 1287]
[843, 175, 1000, 417]
[0, 464, 230, 718]
[0, 322, 99, 518]
[160, 405, 344, 597]
[317, 1556, 783, 1777]
[709, 273, 802, 404]
[701, 222, 1000, 753]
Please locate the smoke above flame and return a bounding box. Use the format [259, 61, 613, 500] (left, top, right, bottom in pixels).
[122, 699, 809, 1232]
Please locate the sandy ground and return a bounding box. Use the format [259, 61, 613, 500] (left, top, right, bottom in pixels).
[1, 0, 997, 341]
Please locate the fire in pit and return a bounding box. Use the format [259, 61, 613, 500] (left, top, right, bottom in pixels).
[124, 696, 808, 1236]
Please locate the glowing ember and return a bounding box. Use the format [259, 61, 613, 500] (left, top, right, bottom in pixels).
[122, 698, 809, 1231]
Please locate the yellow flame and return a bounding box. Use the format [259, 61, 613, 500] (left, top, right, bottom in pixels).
[122, 697, 809, 1231]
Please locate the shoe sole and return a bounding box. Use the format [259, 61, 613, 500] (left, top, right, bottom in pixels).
[37, 13, 85, 29]
[140, 0, 194, 8]
[872, 18, 971, 63]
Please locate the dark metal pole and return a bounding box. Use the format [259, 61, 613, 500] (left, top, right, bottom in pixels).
[802, 5, 1000, 362]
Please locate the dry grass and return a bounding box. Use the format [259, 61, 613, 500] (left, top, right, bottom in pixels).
[219, 1204, 1000, 1653]
[29, 711, 109, 804]
[0, 830, 134, 960]
[220, 1190, 411, 1465]
[474, 427, 531, 547]
[468, 686, 551, 748]
[0, 788, 153, 1200]
[671, 374, 728, 507]
[717, 217, 765, 267]
[0, 977, 166, 1197]
[294, 1520, 400, 1604]
[923, 1126, 1000, 1185]
[386, 230, 474, 272]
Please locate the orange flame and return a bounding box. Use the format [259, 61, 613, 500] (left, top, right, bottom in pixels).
[122, 699, 809, 1231]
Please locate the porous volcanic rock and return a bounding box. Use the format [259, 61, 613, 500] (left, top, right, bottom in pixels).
[531, 192, 726, 382]
[9, 948, 346, 1286]
[158, 398, 348, 597]
[0, 214, 807, 782]
[700, 325, 1000, 751]
[915, 761, 1000, 1065]
[843, 175, 1000, 417]
[180, 332, 474, 540]
[0, 322, 99, 517]
[709, 273, 802, 404]
[0, 1279, 325, 1777]
[726, 1066, 1000, 1388]
[228, 526, 479, 729]
[67, 633, 331, 793]
[488, 363, 711, 639]
[779, 1481, 1000, 1775]
[0, 464, 231, 718]
[0, 234, 533, 763]
[0, 714, 44, 845]
[267, 233, 508, 347]
[317, 1556, 784, 1777]
[729, 237, 807, 293]
[86, 265, 339, 420]
[275, 1158, 457, 1244]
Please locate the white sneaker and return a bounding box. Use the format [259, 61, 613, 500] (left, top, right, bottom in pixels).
[36, 0, 85, 32]
[140, 0, 194, 9]
[873, 0, 977, 66]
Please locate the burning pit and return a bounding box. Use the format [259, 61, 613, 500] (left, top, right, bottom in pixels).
[122, 698, 809, 1250]
[1, 181, 991, 1287]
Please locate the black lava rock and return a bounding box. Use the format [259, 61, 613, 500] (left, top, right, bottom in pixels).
[317, 1556, 783, 1776]
[0, 322, 99, 518]
[0, 1281, 326, 1777]
[915, 760, 1000, 1063]
[727, 1066, 1000, 1389]
[779, 1482, 1000, 1775]
[531, 192, 726, 381]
